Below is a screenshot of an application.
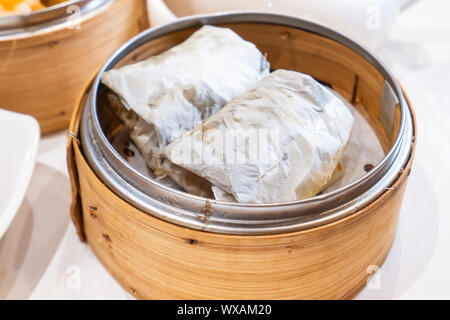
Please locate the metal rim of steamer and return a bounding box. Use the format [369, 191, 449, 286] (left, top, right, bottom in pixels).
[80, 12, 415, 235]
[0, 0, 109, 37]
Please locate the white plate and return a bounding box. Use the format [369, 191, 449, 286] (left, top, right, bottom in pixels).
[0, 109, 40, 239]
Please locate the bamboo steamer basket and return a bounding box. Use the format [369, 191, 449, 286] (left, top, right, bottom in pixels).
[67, 13, 416, 300]
[0, 0, 149, 134]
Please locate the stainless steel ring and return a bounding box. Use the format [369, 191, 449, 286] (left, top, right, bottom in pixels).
[80, 12, 415, 235]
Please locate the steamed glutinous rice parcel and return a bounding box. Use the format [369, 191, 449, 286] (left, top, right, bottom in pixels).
[101, 25, 270, 172]
[162, 70, 355, 204]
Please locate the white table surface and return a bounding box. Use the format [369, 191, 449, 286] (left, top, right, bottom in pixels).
[0, 0, 449, 300]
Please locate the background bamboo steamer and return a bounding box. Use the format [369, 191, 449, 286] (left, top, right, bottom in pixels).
[0, 0, 149, 135]
[67, 14, 416, 299]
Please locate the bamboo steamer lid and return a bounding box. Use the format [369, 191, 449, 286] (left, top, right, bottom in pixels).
[68, 13, 417, 299]
[0, 0, 149, 134]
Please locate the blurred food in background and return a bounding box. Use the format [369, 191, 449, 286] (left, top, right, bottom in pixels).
[0, 0, 67, 15]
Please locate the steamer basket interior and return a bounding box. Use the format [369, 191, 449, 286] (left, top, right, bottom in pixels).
[79, 15, 414, 235]
[95, 22, 401, 200]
